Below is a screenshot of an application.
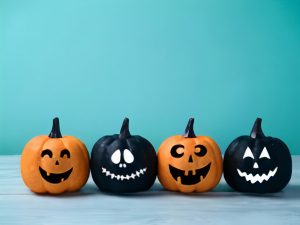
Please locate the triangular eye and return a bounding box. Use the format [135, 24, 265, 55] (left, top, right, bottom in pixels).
[259, 147, 270, 159]
[243, 147, 254, 159]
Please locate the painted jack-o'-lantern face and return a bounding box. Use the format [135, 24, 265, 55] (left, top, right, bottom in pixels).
[157, 118, 223, 193]
[223, 118, 292, 193]
[20, 118, 90, 194]
[39, 147, 73, 184]
[90, 118, 157, 193]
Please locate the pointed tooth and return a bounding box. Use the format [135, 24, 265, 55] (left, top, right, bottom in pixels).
[131, 173, 136, 179]
[110, 173, 115, 179]
[140, 169, 144, 174]
[136, 171, 140, 177]
[102, 168, 106, 173]
[116, 175, 120, 180]
[121, 175, 125, 180]
[106, 171, 110, 176]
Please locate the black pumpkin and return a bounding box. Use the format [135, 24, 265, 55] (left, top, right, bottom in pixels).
[223, 118, 292, 193]
[90, 118, 157, 193]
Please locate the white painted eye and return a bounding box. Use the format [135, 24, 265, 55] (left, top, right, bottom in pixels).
[259, 147, 270, 159]
[123, 149, 134, 163]
[111, 149, 121, 164]
[243, 147, 254, 159]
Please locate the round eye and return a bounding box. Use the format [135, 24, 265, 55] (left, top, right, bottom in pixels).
[41, 149, 52, 158]
[123, 149, 134, 163]
[194, 145, 207, 157]
[60, 149, 70, 158]
[111, 149, 121, 164]
[171, 145, 184, 158]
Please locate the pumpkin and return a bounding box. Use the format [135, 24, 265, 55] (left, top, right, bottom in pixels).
[90, 118, 157, 193]
[223, 118, 292, 193]
[20, 118, 90, 194]
[157, 118, 222, 193]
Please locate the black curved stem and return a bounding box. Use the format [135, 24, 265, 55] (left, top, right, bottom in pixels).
[48, 117, 63, 138]
[119, 117, 131, 138]
[250, 118, 265, 139]
[183, 118, 196, 138]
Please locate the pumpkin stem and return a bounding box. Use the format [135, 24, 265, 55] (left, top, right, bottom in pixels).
[48, 117, 63, 138]
[119, 117, 131, 138]
[250, 118, 265, 139]
[183, 118, 196, 138]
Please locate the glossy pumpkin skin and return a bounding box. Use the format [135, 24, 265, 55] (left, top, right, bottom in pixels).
[91, 118, 157, 193]
[20, 118, 90, 194]
[157, 118, 222, 193]
[223, 118, 292, 193]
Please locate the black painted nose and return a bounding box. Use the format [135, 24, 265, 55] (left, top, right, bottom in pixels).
[55, 160, 59, 165]
[188, 155, 193, 163]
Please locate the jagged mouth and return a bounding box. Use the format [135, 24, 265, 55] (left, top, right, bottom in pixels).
[237, 167, 278, 184]
[169, 163, 211, 185]
[101, 167, 147, 181]
[39, 167, 73, 184]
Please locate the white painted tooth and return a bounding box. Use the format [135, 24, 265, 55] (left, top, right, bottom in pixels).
[106, 171, 110, 176]
[110, 173, 115, 179]
[143, 168, 147, 172]
[140, 169, 144, 174]
[126, 175, 130, 180]
[136, 171, 140, 177]
[102, 167, 106, 173]
[116, 175, 120, 180]
[121, 175, 125, 180]
[237, 167, 278, 184]
[131, 173, 136, 179]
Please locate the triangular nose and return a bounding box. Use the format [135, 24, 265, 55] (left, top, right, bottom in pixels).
[188, 155, 193, 163]
[55, 160, 59, 165]
[253, 162, 259, 169]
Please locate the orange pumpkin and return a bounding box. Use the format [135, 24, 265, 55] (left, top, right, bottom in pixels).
[20, 118, 90, 194]
[157, 118, 222, 193]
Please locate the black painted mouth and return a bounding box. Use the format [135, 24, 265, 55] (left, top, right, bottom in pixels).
[169, 163, 211, 185]
[39, 167, 73, 184]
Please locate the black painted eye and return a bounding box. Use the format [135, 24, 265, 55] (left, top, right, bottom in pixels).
[41, 149, 53, 158]
[60, 149, 70, 158]
[171, 145, 184, 158]
[195, 145, 207, 157]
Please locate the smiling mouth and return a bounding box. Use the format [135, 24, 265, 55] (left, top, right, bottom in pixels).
[169, 163, 211, 185]
[39, 167, 73, 184]
[101, 167, 147, 181]
[237, 167, 278, 184]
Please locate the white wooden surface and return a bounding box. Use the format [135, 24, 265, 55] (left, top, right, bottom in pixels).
[0, 155, 299, 225]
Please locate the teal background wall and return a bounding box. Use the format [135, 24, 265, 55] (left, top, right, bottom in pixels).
[0, 0, 299, 155]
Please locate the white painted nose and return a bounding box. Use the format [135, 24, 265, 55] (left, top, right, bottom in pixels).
[253, 162, 259, 169]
